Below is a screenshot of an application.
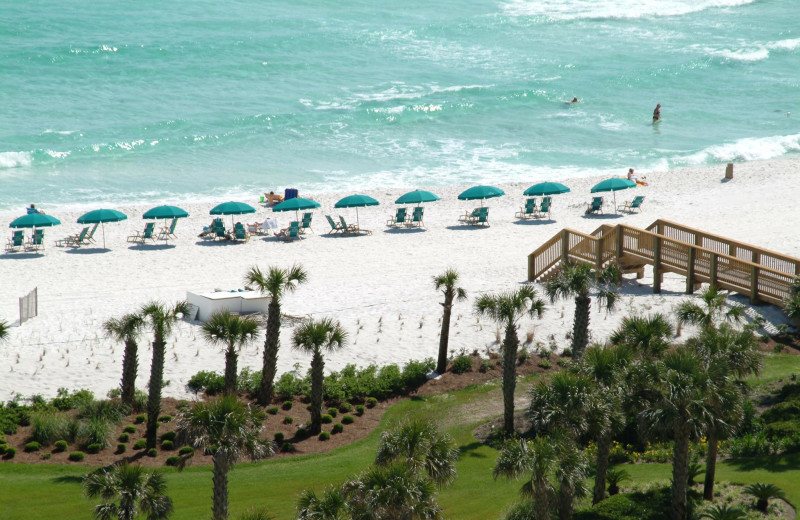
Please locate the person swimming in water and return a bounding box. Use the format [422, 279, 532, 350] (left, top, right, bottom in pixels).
[569, 97, 579, 103]
[653, 103, 661, 122]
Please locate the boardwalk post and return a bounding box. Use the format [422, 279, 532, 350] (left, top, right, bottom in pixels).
[750, 252, 761, 304]
[595, 238, 603, 272]
[561, 229, 569, 263]
[653, 236, 662, 294]
[528, 253, 534, 282]
[615, 225, 624, 259]
[686, 247, 696, 294]
[710, 254, 718, 288]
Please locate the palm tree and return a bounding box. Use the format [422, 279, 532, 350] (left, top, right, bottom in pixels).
[0, 319, 9, 342]
[104, 313, 145, 408]
[605, 467, 629, 496]
[245, 264, 308, 406]
[176, 396, 272, 520]
[141, 300, 190, 450]
[475, 286, 545, 435]
[609, 313, 673, 359]
[345, 462, 443, 520]
[375, 419, 459, 486]
[743, 483, 787, 513]
[675, 286, 744, 331]
[688, 323, 761, 501]
[698, 504, 746, 520]
[83, 462, 173, 520]
[201, 310, 260, 395]
[544, 262, 621, 360]
[784, 279, 800, 327]
[292, 318, 347, 435]
[433, 269, 467, 375]
[297, 486, 347, 520]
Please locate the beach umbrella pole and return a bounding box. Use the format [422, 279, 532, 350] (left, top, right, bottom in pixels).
[356, 207, 360, 231]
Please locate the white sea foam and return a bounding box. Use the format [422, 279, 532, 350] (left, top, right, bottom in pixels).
[682, 133, 800, 164]
[695, 37, 800, 63]
[502, 0, 757, 20]
[0, 151, 32, 168]
[45, 150, 70, 159]
[767, 38, 800, 51]
[42, 129, 76, 135]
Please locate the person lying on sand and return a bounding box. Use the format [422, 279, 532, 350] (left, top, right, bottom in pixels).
[264, 191, 284, 206]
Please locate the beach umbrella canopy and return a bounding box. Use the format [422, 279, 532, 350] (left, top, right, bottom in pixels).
[272, 197, 321, 222]
[590, 178, 637, 214]
[524, 182, 571, 196]
[142, 205, 189, 220]
[395, 190, 440, 205]
[334, 194, 379, 232]
[9, 213, 61, 228]
[458, 185, 505, 206]
[77, 209, 128, 248]
[209, 201, 256, 215]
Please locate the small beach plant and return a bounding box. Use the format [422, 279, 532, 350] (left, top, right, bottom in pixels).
[103, 313, 145, 409]
[743, 482, 786, 513]
[433, 269, 467, 374]
[474, 286, 545, 435]
[83, 461, 173, 520]
[0, 319, 8, 342]
[675, 285, 744, 331]
[201, 310, 260, 395]
[245, 264, 308, 406]
[292, 317, 348, 435]
[609, 313, 673, 359]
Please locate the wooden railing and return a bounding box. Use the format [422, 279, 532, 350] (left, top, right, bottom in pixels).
[527, 220, 800, 308]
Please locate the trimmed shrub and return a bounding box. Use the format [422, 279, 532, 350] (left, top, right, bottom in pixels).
[479, 360, 493, 373]
[116, 443, 126, 454]
[338, 403, 352, 413]
[53, 440, 68, 452]
[366, 397, 378, 408]
[451, 355, 472, 374]
[295, 427, 309, 440]
[178, 446, 194, 456]
[282, 401, 293, 411]
[166, 456, 180, 466]
[332, 423, 344, 434]
[3, 446, 16, 459]
[341, 415, 355, 425]
[68, 451, 84, 462]
[762, 401, 800, 424]
[123, 425, 137, 433]
[355, 405, 365, 415]
[274, 432, 284, 443]
[187, 370, 225, 395]
[41, 452, 51, 460]
[118, 433, 130, 443]
[133, 439, 147, 450]
[321, 414, 333, 424]
[283, 416, 294, 425]
[147, 448, 158, 457]
[764, 420, 800, 439]
[86, 443, 101, 454]
[318, 431, 331, 441]
[402, 358, 435, 388]
[160, 431, 177, 442]
[158, 415, 173, 423]
[161, 440, 174, 450]
[276, 372, 309, 400]
[327, 408, 338, 418]
[538, 359, 552, 369]
[281, 442, 295, 453]
[266, 406, 279, 415]
[24, 441, 42, 452]
[135, 414, 146, 424]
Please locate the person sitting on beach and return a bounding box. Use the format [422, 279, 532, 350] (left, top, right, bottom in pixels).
[265, 191, 284, 206]
[627, 168, 648, 186]
[26, 204, 40, 214]
[653, 103, 661, 122]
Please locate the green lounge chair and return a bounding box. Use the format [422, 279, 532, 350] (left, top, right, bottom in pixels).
[458, 207, 482, 223]
[473, 207, 490, 226]
[233, 222, 249, 242]
[536, 197, 552, 219]
[585, 197, 604, 215]
[407, 207, 424, 227]
[618, 195, 645, 213]
[387, 208, 407, 227]
[158, 218, 178, 240]
[515, 198, 537, 219]
[127, 222, 156, 243]
[5, 230, 24, 252]
[340, 215, 370, 235]
[26, 229, 45, 251]
[62, 227, 90, 247]
[84, 223, 99, 244]
[300, 213, 313, 234]
[325, 215, 345, 234]
[275, 221, 300, 241]
[214, 220, 228, 241]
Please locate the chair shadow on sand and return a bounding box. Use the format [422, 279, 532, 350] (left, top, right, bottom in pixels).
[128, 243, 176, 251]
[0, 252, 46, 260]
[383, 227, 426, 234]
[444, 225, 490, 231]
[581, 213, 623, 220]
[512, 219, 556, 226]
[64, 248, 111, 255]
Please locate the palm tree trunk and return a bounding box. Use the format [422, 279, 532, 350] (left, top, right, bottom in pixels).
[534, 479, 550, 520]
[502, 322, 519, 435]
[558, 484, 574, 520]
[120, 338, 138, 408]
[593, 433, 612, 505]
[211, 455, 230, 520]
[224, 345, 238, 396]
[703, 426, 718, 501]
[146, 336, 165, 450]
[310, 350, 324, 435]
[671, 419, 691, 520]
[436, 292, 454, 374]
[257, 300, 281, 405]
[571, 293, 591, 359]
[120, 495, 135, 520]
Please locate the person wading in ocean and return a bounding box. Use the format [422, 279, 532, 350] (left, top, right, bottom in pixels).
[653, 103, 661, 122]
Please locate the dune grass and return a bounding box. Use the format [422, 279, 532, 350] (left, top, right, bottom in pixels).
[2, 355, 800, 519]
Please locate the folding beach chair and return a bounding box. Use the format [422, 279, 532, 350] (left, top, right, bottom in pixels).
[387, 208, 407, 227]
[515, 198, 537, 219]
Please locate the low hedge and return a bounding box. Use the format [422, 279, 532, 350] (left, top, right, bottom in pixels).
[68, 451, 84, 462]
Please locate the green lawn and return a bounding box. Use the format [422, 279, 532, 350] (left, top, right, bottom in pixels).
[748, 353, 800, 387]
[2, 356, 800, 519]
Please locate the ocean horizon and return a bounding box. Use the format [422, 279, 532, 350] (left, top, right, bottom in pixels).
[1, 0, 798, 211]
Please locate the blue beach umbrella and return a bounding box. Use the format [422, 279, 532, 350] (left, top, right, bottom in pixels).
[523, 182, 570, 197]
[395, 190, 441, 206]
[458, 185, 505, 207]
[334, 194, 379, 230]
[591, 178, 637, 213]
[77, 209, 128, 248]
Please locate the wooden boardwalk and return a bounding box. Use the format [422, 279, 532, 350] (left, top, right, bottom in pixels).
[527, 219, 800, 307]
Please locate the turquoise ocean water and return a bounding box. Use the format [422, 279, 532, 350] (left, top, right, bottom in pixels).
[1, 0, 798, 211]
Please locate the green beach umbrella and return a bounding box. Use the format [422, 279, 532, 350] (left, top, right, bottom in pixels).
[210, 201, 257, 228]
[523, 182, 571, 196]
[590, 178, 637, 214]
[458, 185, 505, 206]
[272, 197, 321, 222]
[395, 190, 440, 206]
[9, 213, 61, 229]
[142, 205, 189, 220]
[77, 209, 128, 248]
[334, 194, 379, 231]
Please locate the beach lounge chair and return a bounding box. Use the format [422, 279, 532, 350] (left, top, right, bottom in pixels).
[585, 197, 604, 215]
[458, 208, 482, 223]
[407, 207, 425, 227]
[340, 216, 370, 235]
[473, 207, 489, 226]
[127, 222, 156, 243]
[274, 221, 300, 241]
[5, 230, 25, 252]
[325, 215, 345, 234]
[618, 195, 645, 213]
[300, 213, 313, 234]
[233, 222, 249, 242]
[515, 198, 537, 219]
[25, 229, 45, 251]
[57, 227, 88, 247]
[157, 218, 178, 240]
[214, 220, 228, 241]
[536, 197, 552, 219]
[84, 223, 99, 244]
[387, 208, 407, 227]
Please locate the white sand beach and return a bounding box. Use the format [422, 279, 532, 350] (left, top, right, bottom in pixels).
[1, 158, 799, 401]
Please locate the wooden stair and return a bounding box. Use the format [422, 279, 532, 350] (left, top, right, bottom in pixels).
[527, 219, 800, 307]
